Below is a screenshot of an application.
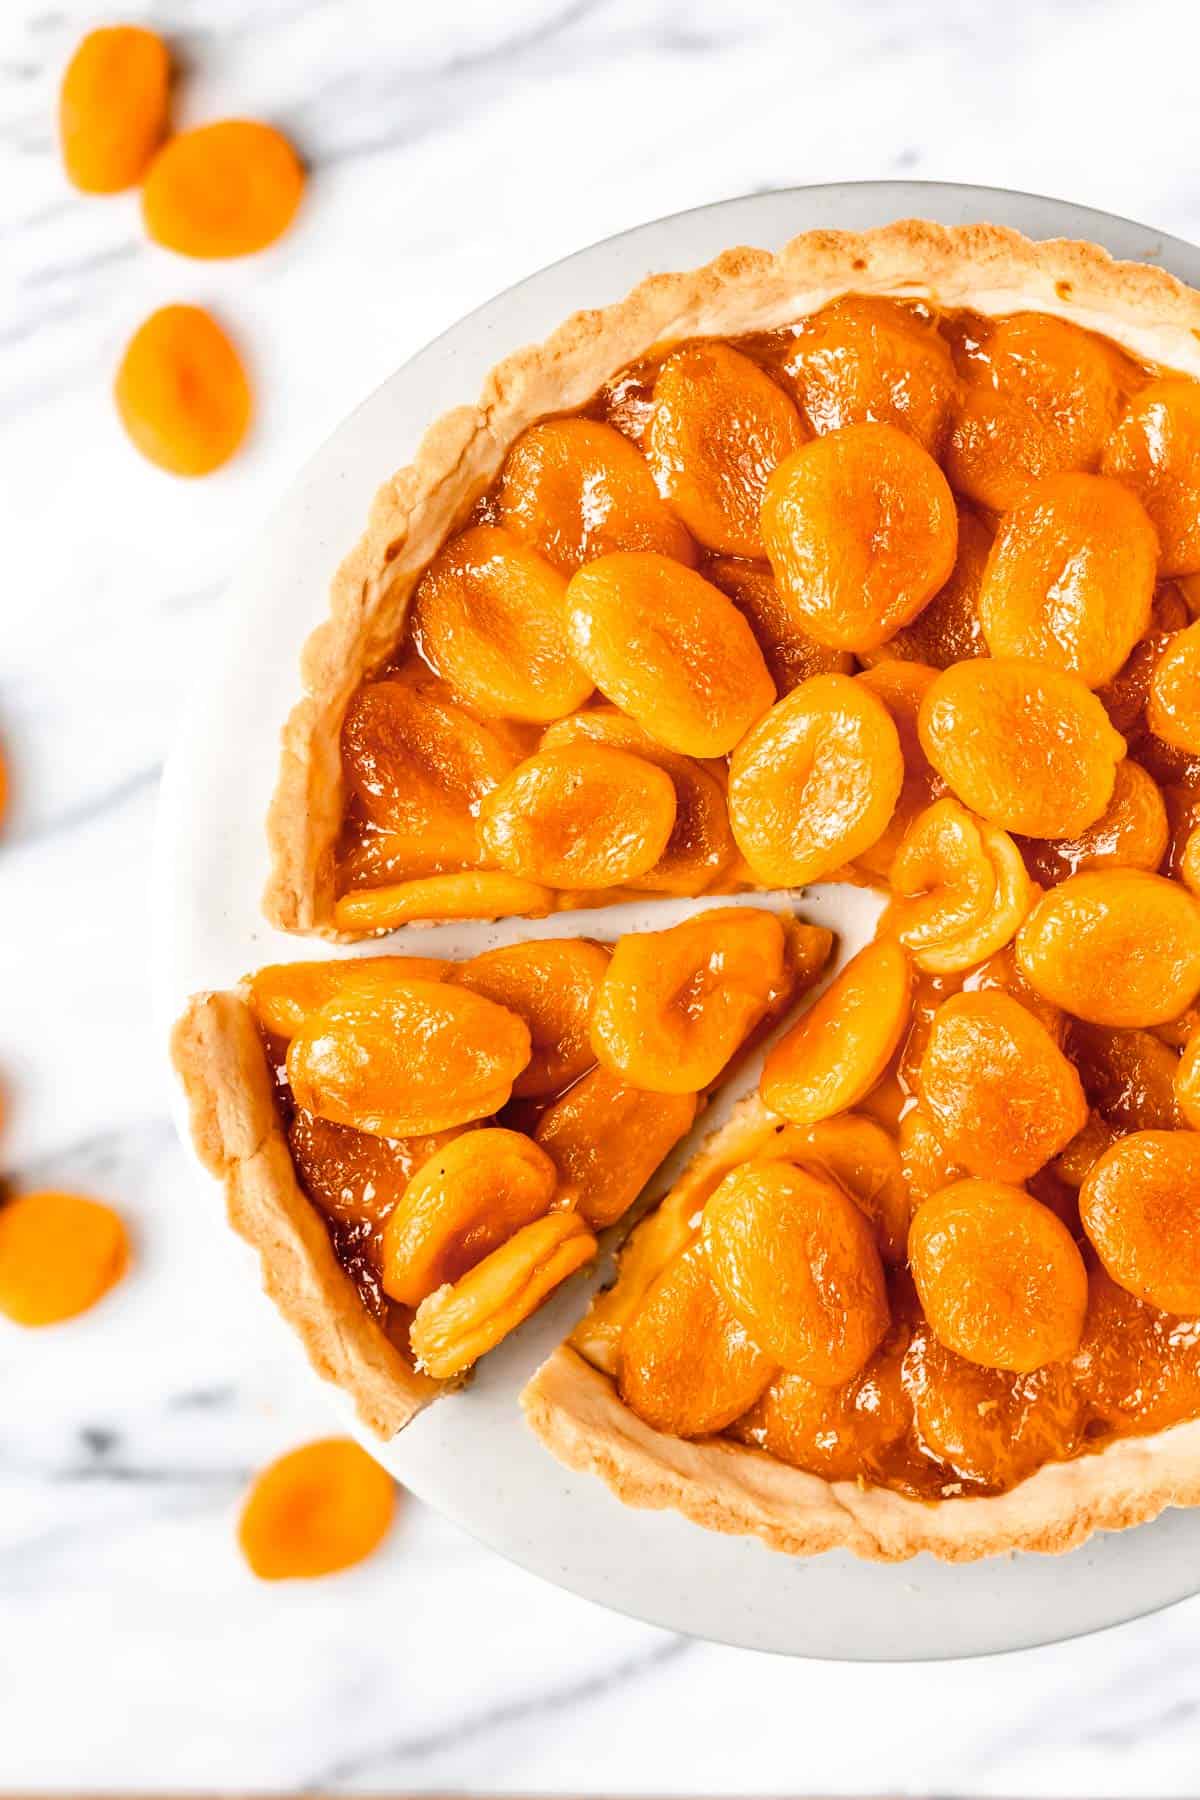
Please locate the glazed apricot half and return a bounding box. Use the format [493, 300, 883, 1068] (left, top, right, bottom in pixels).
[1102, 379, 1200, 575]
[411, 525, 591, 724]
[918, 991, 1087, 1183]
[1066, 1021, 1182, 1135]
[1177, 1026, 1200, 1130]
[1072, 1261, 1200, 1435]
[246, 954, 447, 1038]
[535, 1068, 698, 1229]
[702, 1159, 889, 1385]
[1018, 760, 1169, 887]
[706, 557, 854, 694]
[479, 744, 676, 890]
[495, 418, 695, 572]
[1148, 622, 1200, 755]
[909, 1179, 1088, 1373]
[760, 940, 911, 1127]
[646, 341, 807, 557]
[769, 1114, 910, 1265]
[784, 295, 958, 454]
[591, 907, 788, 1094]
[450, 938, 609, 1098]
[1080, 1130, 1200, 1315]
[564, 552, 774, 757]
[863, 504, 992, 670]
[918, 657, 1125, 838]
[727, 672, 904, 886]
[733, 1334, 912, 1482]
[979, 473, 1158, 688]
[1016, 870, 1200, 1027]
[851, 661, 941, 879]
[289, 1112, 466, 1229]
[332, 872, 553, 933]
[760, 421, 958, 653]
[881, 797, 1033, 974]
[286, 978, 531, 1136]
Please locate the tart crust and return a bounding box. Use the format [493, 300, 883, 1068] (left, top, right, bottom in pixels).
[263, 217, 1200, 938]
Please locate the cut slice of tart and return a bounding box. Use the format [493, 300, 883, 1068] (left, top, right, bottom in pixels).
[171, 912, 832, 1435]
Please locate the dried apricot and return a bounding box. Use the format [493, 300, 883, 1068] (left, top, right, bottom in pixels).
[646, 341, 806, 556]
[862, 505, 991, 670]
[286, 978, 530, 1136]
[246, 954, 446, 1038]
[535, 1068, 697, 1228]
[918, 657, 1125, 838]
[760, 940, 911, 1127]
[495, 418, 695, 571]
[760, 422, 957, 652]
[0, 1191, 128, 1326]
[412, 525, 590, 724]
[564, 553, 773, 757]
[450, 938, 608, 1098]
[733, 1331, 912, 1480]
[142, 120, 305, 258]
[768, 1114, 909, 1264]
[1066, 1021, 1182, 1134]
[979, 474, 1158, 688]
[1073, 1261, 1200, 1434]
[1097, 581, 1191, 734]
[909, 1179, 1088, 1373]
[332, 871, 552, 933]
[114, 305, 250, 476]
[1102, 379, 1200, 575]
[289, 1111, 464, 1229]
[727, 672, 904, 886]
[1148, 622, 1200, 755]
[1052, 1112, 1120, 1189]
[619, 1242, 775, 1436]
[918, 991, 1087, 1182]
[237, 1439, 395, 1580]
[1177, 1027, 1200, 1129]
[1017, 760, 1168, 886]
[1016, 870, 1200, 1027]
[59, 25, 169, 193]
[784, 296, 957, 454]
[381, 1129, 558, 1305]
[881, 797, 1033, 973]
[852, 661, 941, 879]
[702, 1159, 889, 1384]
[898, 1106, 966, 1213]
[707, 557, 854, 694]
[1080, 1130, 1200, 1314]
[478, 744, 675, 890]
[591, 907, 788, 1094]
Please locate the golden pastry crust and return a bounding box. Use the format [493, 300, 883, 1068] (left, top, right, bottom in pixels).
[263, 219, 1200, 938]
[170, 989, 439, 1437]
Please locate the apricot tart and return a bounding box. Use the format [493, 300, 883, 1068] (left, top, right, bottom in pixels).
[178, 219, 1200, 1559]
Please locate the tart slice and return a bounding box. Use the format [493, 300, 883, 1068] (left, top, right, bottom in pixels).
[171, 913, 831, 1434]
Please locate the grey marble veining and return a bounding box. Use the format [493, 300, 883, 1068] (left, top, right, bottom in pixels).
[6, 0, 1200, 1789]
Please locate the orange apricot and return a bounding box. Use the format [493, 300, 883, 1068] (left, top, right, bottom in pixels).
[1072, 1261, 1200, 1435]
[1016, 870, 1200, 1027]
[286, 978, 530, 1136]
[784, 296, 957, 454]
[918, 991, 1087, 1182]
[1097, 581, 1191, 734]
[59, 26, 169, 193]
[1051, 1112, 1120, 1189]
[564, 553, 774, 757]
[1102, 379, 1200, 575]
[478, 744, 675, 890]
[450, 938, 608, 1098]
[880, 797, 1033, 973]
[702, 1159, 889, 1384]
[768, 1114, 910, 1264]
[1080, 1130, 1200, 1314]
[0, 1191, 128, 1326]
[760, 939, 911, 1127]
[918, 657, 1125, 838]
[495, 418, 695, 571]
[1177, 1027, 1200, 1129]
[707, 557, 854, 694]
[1066, 1021, 1182, 1134]
[898, 1106, 966, 1213]
[412, 525, 590, 724]
[142, 120, 304, 258]
[646, 341, 806, 556]
[247, 954, 447, 1038]
[979, 473, 1158, 688]
[332, 871, 552, 933]
[591, 907, 788, 1094]
[114, 305, 250, 476]
[909, 1179, 1088, 1373]
[534, 1068, 697, 1229]
[733, 1332, 912, 1480]
[727, 672, 904, 885]
[288, 1111, 465, 1229]
[619, 1242, 776, 1437]
[1148, 622, 1200, 755]
[852, 661, 941, 879]
[861, 504, 992, 670]
[237, 1439, 395, 1580]
[760, 422, 958, 652]
[1017, 760, 1168, 886]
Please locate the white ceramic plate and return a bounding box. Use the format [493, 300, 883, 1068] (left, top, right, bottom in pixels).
[154, 181, 1200, 1659]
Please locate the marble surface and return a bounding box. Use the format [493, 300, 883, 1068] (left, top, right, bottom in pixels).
[7, 0, 1200, 1790]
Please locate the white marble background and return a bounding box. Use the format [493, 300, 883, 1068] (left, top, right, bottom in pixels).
[6, 0, 1200, 1790]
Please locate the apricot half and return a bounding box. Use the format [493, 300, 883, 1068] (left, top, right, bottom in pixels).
[1148, 622, 1200, 755]
[60, 26, 169, 193]
[760, 940, 911, 1127]
[1080, 1130, 1200, 1314]
[881, 797, 1033, 973]
[450, 938, 608, 1098]
[237, 1439, 395, 1580]
[479, 744, 675, 890]
[535, 1068, 698, 1229]
[0, 1191, 128, 1326]
[707, 557, 854, 695]
[1102, 379, 1200, 575]
[142, 121, 304, 259]
[784, 296, 958, 454]
[115, 305, 251, 477]
[1016, 870, 1200, 1027]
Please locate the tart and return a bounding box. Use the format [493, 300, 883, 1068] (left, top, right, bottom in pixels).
[177, 217, 1200, 1560]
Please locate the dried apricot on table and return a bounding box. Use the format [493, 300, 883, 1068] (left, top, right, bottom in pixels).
[918, 656, 1125, 838]
[619, 1242, 775, 1437]
[535, 1067, 697, 1228]
[909, 1179, 1088, 1373]
[1102, 378, 1200, 575]
[727, 672, 903, 885]
[564, 552, 773, 757]
[646, 341, 806, 557]
[1080, 1129, 1200, 1314]
[979, 473, 1158, 687]
[412, 525, 590, 724]
[760, 939, 911, 1127]
[1017, 760, 1168, 885]
[862, 504, 992, 670]
[706, 557, 853, 694]
[591, 907, 789, 1094]
[760, 421, 957, 652]
[1016, 870, 1200, 1027]
[495, 418, 695, 571]
[783, 295, 957, 454]
[59, 25, 169, 193]
[142, 120, 304, 257]
[332, 872, 552, 933]
[732, 1330, 912, 1480]
[1148, 622, 1200, 755]
[450, 938, 609, 1097]
[238, 1439, 395, 1581]
[246, 954, 447, 1037]
[702, 1159, 889, 1384]
[0, 1191, 128, 1326]
[880, 797, 1033, 973]
[479, 744, 675, 889]
[918, 991, 1087, 1182]
[114, 305, 251, 476]
[286, 978, 530, 1136]
[381, 1128, 558, 1306]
